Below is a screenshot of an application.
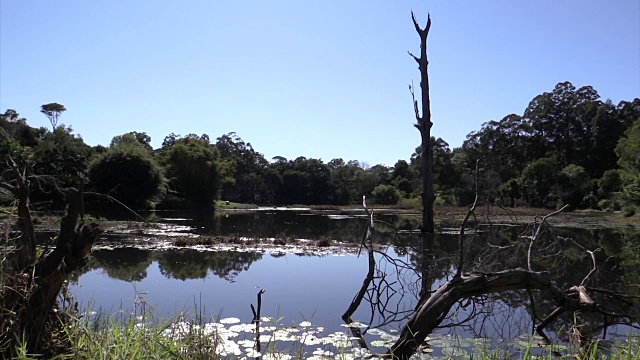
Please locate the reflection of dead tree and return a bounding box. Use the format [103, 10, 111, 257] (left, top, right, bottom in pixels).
[342, 197, 421, 346]
[0, 158, 103, 357]
[342, 197, 376, 324]
[250, 289, 266, 353]
[341, 196, 376, 348]
[386, 202, 639, 360]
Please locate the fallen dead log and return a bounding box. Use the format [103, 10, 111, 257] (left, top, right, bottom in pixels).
[386, 250, 636, 359]
[387, 268, 566, 358]
[385, 200, 637, 359]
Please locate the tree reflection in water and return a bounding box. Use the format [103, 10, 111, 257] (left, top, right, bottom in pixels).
[158, 250, 263, 281]
[82, 248, 154, 282]
[77, 249, 263, 282]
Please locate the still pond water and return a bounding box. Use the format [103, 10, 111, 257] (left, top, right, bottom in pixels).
[69, 209, 639, 353]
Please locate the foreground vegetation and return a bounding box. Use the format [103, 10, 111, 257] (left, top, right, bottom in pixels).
[15, 301, 640, 359]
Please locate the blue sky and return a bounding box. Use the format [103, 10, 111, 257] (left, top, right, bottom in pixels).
[1, 1, 639, 167]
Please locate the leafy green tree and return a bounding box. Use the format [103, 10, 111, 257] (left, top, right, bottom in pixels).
[111, 131, 153, 153]
[523, 82, 617, 177]
[357, 164, 391, 200]
[616, 98, 640, 129]
[520, 157, 561, 208]
[1, 110, 39, 177]
[279, 169, 308, 205]
[1, 109, 44, 148]
[448, 148, 476, 205]
[296, 157, 331, 205]
[393, 176, 413, 197]
[597, 169, 622, 200]
[269, 156, 333, 205]
[558, 164, 592, 208]
[33, 126, 93, 188]
[2, 109, 90, 209]
[497, 178, 522, 207]
[40, 103, 66, 131]
[390, 160, 415, 197]
[615, 119, 640, 211]
[1, 109, 20, 122]
[328, 159, 364, 205]
[414, 138, 465, 204]
[616, 120, 640, 178]
[454, 83, 634, 207]
[164, 135, 224, 207]
[89, 134, 165, 209]
[371, 184, 401, 205]
[392, 160, 411, 180]
[588, 101, 628, 177]
[462, 114, 540, 182]
[216, 132, 270, 203]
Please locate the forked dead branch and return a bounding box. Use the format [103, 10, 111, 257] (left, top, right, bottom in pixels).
[383, 202, 639, 359]
[340, 194, 638, 359]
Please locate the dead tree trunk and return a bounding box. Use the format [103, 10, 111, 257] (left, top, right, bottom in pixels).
[409, 12, 435, 233]
[0, 159, 103, 357]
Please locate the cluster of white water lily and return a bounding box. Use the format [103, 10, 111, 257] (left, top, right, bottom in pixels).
[160, 317, 399, 359]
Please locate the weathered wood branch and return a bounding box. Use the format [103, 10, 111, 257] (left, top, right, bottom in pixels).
[411, 11, 431, 39]
[527, 204, 569, 271]
[8, 158, 37, 272]
[250, 289, 266, 353]
[580, 249, 599, 287]
[1, 157, 103, 356]
[387, 268, 566, 359]
[534, 306, 566, 341]
[386, 202, 635, 360]
[25, 194, 102, 352]
[407, 51, 420, 64]
[408, 11, 435, 233]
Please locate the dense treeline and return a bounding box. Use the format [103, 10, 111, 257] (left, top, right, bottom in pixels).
[1, 81, 638, 213]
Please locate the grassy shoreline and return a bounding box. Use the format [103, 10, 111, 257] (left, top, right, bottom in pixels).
[41, 306, 640, 359]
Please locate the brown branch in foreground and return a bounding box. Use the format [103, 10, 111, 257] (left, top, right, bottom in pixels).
[527, 204, 569, 271]
[534, 306, 566, 342]
[8, 157, 36, 272]
[386, 203, 634, 360]
[1, 158, 103, 357]
[387, 268, 568, 359]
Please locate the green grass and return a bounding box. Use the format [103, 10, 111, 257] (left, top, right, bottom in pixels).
[9, 303, 640, 360]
